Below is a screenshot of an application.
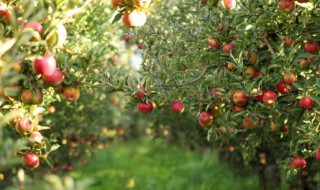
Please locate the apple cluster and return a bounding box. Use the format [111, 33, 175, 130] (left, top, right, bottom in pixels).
[0, 2, 83, 170]
[134, 87, 186, 114]
[135, 87, 154, 113]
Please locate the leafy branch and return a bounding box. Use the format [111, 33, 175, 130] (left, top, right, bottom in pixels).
[155, 66, 216, 87]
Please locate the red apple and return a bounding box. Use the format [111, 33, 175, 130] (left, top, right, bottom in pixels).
[136, 87, 147, 100]
[137, 43, 143, 49]
[270, 123, 279, 132]
[216, 23, 228, 31]
[243, 118, 258, 129]
[222, 43, 235, 53]
[299, 59, 309, 68]
[307, 57, 314, 63]
[33, 55, 57, 76]
[299, 97, 314, 109]
[54, 84, 64, 94]
[63, 87, 80, 102]
[65, 165, 74, 171]
[20, 89, 42, 104]
[20, 89, 36, 104]
[16, 118, 34, 135]
[227, 63, 233, 71]
[208, 37, 220, 49]
[278, 0, 295, 13]
[315, 149, 320, 161]
[232, 92, 248, 106]
[232, 105, 243, 112]
[111, 56, 117, 63]
[253, 70, 263, 78]
[291, 157, 306, 169]
[222, 0, 236, 10]
[304, 41, 318, 55]
[42, 69, 64, 86]
[252, 88, 264, 101]
[82, 159, 88, 166]
[0, 4, 8, 15]
[283, 125, 289, 133]
[124, 34, 131, 42]
[249, 52, 257, 64]
[277, 81, 292, 94]
[22, 153, 40, 169]
[12, 61, 22, 73]
[138, 101, 153, 113]
[171, 101, 185, 113]
[29, 132, 43, 143]
[134, 0, 151, 8]
[285, 36, 293, 46]
[22, 21, 43, 35]
[32, 89, 42, 104]
[112, 0, 124, 8]
[4, 9, 10, 23]
[199, 111, 213, 128]
[48, 105, 56, 113]
[262, 91, 277, 106]
[122, 11, 147, 27]
[245, 66, 255, 78]
[210, 88, 222, 98]
[283, 71, 297, 84]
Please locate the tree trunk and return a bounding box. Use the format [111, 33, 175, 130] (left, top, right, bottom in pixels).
[257, 152, 281, 190]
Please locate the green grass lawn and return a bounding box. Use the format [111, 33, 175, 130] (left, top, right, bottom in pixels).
[69, 139, 260, 190]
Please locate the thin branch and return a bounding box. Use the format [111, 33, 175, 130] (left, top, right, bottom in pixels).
[155, 66, 215, 87]
[65, 0, 92, 17]
[262, 34, 275, 59]
[146, 50, 165, 69]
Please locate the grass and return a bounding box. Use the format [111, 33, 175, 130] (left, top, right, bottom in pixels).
[69, 139, 260, 190]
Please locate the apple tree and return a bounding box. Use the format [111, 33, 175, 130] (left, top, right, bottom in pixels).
[122, 0, 320, 189]
[0, 0, 138, 187]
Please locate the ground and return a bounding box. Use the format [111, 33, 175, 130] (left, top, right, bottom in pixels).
[70, 139, 259, 190]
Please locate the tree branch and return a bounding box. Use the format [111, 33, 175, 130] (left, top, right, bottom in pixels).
[262, 35, 275, 59]
[155, 66, 215, 87]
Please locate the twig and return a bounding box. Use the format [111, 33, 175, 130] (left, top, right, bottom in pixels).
[155, 66, 215, 87]
[146, 50, 165, 69]
[262, 34, 275, 59]
[65, 0, 92, 17]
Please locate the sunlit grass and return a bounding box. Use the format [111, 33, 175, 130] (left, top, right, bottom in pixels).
[70, 139, 261, 190]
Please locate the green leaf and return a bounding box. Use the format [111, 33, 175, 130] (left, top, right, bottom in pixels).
[4, 86, 20, 97]
[268, 64, 282, 70]
[45, 156, 54, 169]
[292, 82, 304, 91]
[316, 78, 320, 88]
[0, 38, 16, 57]
[50, 144, 60, 152]
[112, 13, 122, 24]
[33, 107, 46, 115]
[310, 96, 320, 106]
[44, 137, 52, 153]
